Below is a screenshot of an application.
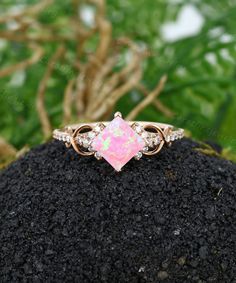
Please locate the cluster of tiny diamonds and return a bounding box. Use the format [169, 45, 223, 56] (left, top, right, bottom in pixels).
[53, 133, 71, 143]
[76, 124, 104, 150]
[166, 129, 184, 143]
[132, 124, 162, 148]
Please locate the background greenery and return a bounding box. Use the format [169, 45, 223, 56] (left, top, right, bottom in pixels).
[0, 0, 236, 153]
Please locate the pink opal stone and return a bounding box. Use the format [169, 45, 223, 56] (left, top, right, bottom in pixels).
[92, 117, 145, 171]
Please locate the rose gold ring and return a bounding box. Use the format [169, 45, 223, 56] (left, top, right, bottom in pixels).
[53, 112, 184, 171]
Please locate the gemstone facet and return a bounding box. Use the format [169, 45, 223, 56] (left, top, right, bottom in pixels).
[92, 117, 145, 171]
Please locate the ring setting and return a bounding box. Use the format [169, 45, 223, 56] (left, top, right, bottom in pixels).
[53, 112, 184, 171]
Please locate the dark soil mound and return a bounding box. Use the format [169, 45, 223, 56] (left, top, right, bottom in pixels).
[0, 139, 236, 283]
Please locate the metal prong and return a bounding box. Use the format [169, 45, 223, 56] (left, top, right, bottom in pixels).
[114, 112, 122, 118]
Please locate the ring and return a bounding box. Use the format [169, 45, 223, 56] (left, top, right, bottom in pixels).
[53, 112, 184, 171]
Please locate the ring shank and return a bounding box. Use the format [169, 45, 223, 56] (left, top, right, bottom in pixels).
[66, 121, 173, 132]
[53, 121, 184, 144]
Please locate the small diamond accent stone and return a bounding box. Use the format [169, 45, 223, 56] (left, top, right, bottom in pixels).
[141, 132, 148, 139]
[171, 134, 176, 142]
[166, 136, 171, 142]
[82, 140, 90, 148]
[88, 146, 94, 152]
[94, 124, 104, 133]
[94, 152, 102, 160]
[154, 135, 161, 145]
[88, 131, 96, 139]
[133, 124, 143, 134]
[77, 137, 82, 145]
[92, 116, 145, 171]
[135, 152, 143, 160]
[142, 146, 149, 153]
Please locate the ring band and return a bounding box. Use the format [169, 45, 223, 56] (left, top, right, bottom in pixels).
[53, 112, 184, 171]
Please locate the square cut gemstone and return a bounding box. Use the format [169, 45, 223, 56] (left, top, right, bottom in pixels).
[92, 117, 145, 171]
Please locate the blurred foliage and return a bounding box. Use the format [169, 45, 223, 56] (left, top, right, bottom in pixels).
[0, 0, 236, 154]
